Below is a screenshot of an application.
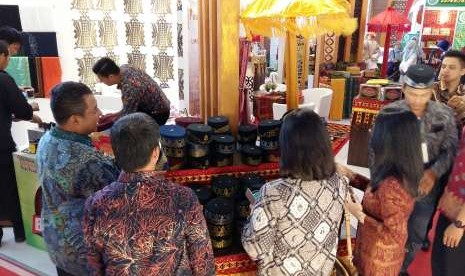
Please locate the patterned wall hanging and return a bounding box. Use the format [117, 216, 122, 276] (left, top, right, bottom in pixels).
[152, 0, 171, 14]
[178, 69, 184, 100]
[72, 0, 93, 11]
[99, 16, 117, 48]
[296, 36, 306, 91]
[77, 52, 97, 87]
[74, 15, 97, 49]
[96, 0, 115, 11]
[71, 0, 183, 110]
[124, 0, 143, 16]
[126, 19, 145, 47]
[106, 51, 119, 64]
[153, 18, 173, 51]
[323, 33, 337, 63]
[177, 23, 183, 57]
[154, 52, 174, 88]
[128, 50, 146, 71]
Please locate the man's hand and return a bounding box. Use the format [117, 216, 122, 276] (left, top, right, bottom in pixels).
[448, 96, 465, 120]
[31, 114, 43, 126]
[443, 224, 464, 248]
[30, 102, 40, 111]
[418, 169, 437, 196]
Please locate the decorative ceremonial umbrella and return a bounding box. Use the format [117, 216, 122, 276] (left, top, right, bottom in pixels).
[240, 0, 357, 109]
[241, 0, 357, 39]
[367, 6, 411, 77]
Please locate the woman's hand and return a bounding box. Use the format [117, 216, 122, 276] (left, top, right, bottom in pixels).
[336, 163, 355, 180]
[345, 194, 365, 223]
[443, 224, 464, 248]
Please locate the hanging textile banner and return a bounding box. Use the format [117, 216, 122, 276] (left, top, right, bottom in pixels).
[426, 0, 465, 7]
[453, 11, 465, 49]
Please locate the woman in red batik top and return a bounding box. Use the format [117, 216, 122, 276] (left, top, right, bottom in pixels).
[346, 108, 423, 276]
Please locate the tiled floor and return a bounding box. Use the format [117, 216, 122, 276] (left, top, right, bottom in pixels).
[0, 121, 370, 276]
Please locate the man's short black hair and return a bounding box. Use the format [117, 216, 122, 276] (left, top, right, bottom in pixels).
[92, 57, 120, 77]
[0, 40, 9, 56]
[111, 113, 160, 172]
[0, 26, 22, 45]
[443, 50, 465, 68]
[50, 81, 93, 125]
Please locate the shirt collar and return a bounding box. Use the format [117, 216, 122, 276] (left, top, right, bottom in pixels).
[117, 170, 165, 183]
[50, 127, 93, 147]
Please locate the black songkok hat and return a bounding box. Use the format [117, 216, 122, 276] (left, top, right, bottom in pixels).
[404, 64, 435, 89]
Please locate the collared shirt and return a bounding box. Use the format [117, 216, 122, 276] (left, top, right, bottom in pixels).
[242, 174, 348, 276]
[120, 65, 170, 117]
[37, 127, 120, 275]
[382, 100, 458, 178]
[83, 170, 215, 276]
[432, 81, 465, 123]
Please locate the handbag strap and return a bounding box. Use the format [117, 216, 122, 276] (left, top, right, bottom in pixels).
[342, 176, 355, 265]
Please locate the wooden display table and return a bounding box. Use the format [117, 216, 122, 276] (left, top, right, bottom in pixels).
[253, 91, 303, 121]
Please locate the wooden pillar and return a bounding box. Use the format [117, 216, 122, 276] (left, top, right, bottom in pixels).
[199, 0, 239, 133]
[344, 0, 357, 62]
[286, 33, 299, 110]
[356, 0, 370, 62]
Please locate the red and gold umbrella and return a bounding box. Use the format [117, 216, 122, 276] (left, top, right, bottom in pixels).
[367, 6, 411, 77]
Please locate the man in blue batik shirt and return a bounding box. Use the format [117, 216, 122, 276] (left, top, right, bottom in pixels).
[36, 81, 119, 276]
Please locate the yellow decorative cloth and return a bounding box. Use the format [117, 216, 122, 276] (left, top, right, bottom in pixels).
[240, 0, 357, 38]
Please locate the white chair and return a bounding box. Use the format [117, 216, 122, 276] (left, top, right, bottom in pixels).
[302, 88, 333, 120]
[272, 103, 288, 120]
[272, 102, 316, 120]
[298, 102, 316, 111]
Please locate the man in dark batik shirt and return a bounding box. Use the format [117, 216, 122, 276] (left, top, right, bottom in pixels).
[37, 82, 120, 276]
[83, 113, 215, 276]
[92, 57, 171, 128]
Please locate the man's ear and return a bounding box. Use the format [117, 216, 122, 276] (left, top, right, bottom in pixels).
[69, 114, 81, 125]
[152, 147, 160, 163]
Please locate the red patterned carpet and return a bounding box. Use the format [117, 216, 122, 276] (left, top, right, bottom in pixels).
[327, 123, 351, 155]
[407, 212, 438, 276]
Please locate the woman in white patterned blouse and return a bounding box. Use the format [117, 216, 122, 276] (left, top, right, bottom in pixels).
[242, 108, 349, 275]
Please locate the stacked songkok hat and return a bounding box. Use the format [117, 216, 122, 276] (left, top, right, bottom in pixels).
[258, 119, 281, 162]
[212, 175, 239, 199]
[241, 144, 263, 166]
[237, 124, 257, 152]
[207, 116, 231, 135]
[160, 125, 186, 170]
[186, 123, 213, 169]
[187, 183, 212, 206]
[211, 134, 235, 167]
[242, 173, 266, 193]
[175, 116, 203, 128]
[235, 174, 266, 234]
[205, 197, 234, 249]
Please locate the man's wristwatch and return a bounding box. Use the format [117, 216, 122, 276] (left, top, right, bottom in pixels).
[453, 220, 465, 229]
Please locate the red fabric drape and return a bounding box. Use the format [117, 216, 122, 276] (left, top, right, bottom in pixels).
[239, 38, 251, 125]
[40, 57, 62, 98]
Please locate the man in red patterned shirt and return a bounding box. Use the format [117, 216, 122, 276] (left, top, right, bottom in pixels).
[92, 58, 171, 129]
[83, 112, 215, 275]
